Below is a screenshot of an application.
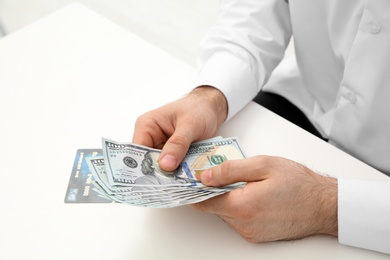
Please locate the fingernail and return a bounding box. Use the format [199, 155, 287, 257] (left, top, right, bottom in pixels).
[160, 155, 177, 170]
[201, 169, 212, 185]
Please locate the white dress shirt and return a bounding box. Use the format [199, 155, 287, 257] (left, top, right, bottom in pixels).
[196, 0, 390, 254]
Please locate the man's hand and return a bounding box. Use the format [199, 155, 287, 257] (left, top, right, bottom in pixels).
[191, 155, 338, 242]
[132, 86, 228, 172]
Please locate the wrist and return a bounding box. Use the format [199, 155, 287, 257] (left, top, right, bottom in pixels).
[317, 176, 338, 237]
[190, 86, 228, 126]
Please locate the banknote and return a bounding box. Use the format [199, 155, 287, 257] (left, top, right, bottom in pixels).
[87, 156, 209, 194]
[102, 137, 246, 188]
[90, 177, 222, 208]
[75, 136, 248, 208]
[86, 156, 226, 207]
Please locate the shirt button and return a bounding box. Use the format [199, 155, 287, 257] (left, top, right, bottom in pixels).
[345, 92, 357, 104]
[369, 21, 381, 34]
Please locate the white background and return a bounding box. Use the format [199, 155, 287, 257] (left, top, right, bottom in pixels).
[0, 0, 294, 67]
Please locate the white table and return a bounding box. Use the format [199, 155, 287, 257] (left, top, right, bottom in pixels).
[0, 4, 388, 259]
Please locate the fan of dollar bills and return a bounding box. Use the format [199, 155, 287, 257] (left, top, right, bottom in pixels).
[86, 136, 247, 208]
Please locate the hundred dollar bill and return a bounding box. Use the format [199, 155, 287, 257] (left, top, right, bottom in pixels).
[83, 137, 248, 207]
[91, 178, 224, 208]
[87, 156, 206, 195]
[86, 156, 225, 206]
[102, 137, 247, 189]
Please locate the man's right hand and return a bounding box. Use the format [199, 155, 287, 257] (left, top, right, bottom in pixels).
[132, 86, 228, 172]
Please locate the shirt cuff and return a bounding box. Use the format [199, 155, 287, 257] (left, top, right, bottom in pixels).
[338, 178, 390, 254]
[195, 52, 259, 121]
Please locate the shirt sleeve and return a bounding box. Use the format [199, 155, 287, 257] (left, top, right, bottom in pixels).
[338, 178, 390, 254]
[195, 0, 292, 120]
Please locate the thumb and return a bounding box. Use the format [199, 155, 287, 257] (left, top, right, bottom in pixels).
[159, 130, 194, 172]
[200, 157, 267, 186]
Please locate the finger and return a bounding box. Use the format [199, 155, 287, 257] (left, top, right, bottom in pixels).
[159, 125, 197, 171]
[133, 119, 192, 172]
[132, 129, 155, 148]
[190, 191, 237, 215]
[133, 117, 165, 148]
[200, 156, 272, 186]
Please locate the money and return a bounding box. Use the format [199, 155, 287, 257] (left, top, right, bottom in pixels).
[86, 136, 247, 208]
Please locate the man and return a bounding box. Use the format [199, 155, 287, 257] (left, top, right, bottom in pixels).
[132, 0, 390, 254]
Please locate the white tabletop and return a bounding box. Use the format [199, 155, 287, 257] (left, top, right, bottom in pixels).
[0, 3, 388, 259]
